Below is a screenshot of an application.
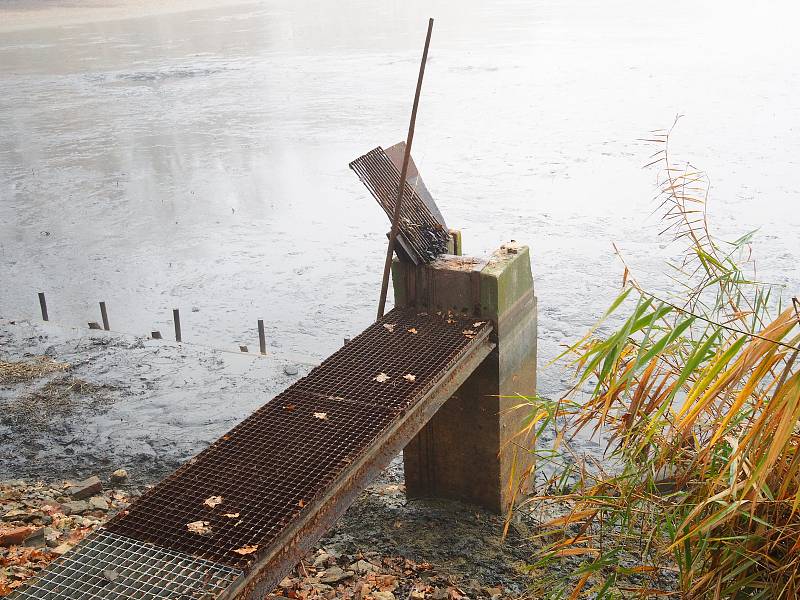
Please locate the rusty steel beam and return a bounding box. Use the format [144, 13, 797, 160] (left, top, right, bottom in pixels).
[220, 329, 494, 600]
[377, 18, 434, 319]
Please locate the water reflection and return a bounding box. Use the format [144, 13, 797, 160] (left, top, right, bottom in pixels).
[1, 0, 799, 402]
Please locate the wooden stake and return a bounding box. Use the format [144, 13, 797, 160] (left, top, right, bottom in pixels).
[258, 319, 267, 355]
[99, 302, 110, 331]
[376, 18, 434, 320]
[38, 292, 48, 321]
[173, 309, 182, 342]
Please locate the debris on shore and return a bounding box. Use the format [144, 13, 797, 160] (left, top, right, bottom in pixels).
[0, 477, 137, 595]
[271, 551, 504, 600]
[1, 474, 537, 599]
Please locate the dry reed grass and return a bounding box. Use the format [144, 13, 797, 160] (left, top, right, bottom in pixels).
[516, 121, 800, 599]
[0, 357, 70, 384]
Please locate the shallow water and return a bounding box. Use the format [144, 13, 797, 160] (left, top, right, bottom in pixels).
[2, 0, 799, 402]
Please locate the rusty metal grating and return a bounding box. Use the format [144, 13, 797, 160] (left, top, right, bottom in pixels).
[294, 310, 490, 412]
[10, 530, 241, 599]
[350, 147, 450, 264]
[105, 308, 491, 570]
[106, 395, 395, 569]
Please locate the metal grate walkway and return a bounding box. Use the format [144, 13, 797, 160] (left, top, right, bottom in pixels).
[10, 530, 241, 599]
[13, 308, 493, 599]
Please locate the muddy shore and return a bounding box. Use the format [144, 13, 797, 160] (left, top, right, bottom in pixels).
[0, 318, 314, 484]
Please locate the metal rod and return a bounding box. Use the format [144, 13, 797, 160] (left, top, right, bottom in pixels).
[173, 309, 182, 342]
[258, 320, 267, 355]
[99, 301, 110, 330]
[376, 17, 434, 319]
[38, 292, 48, 321]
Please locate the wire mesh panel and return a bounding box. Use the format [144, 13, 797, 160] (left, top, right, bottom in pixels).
[350, 147, 451, 264]
[10, 530, 241, 599]
[105, 308, 491, 570]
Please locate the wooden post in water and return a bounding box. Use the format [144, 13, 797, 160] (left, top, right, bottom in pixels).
[258, 320, 267, 355]
[99, 302, 110, 331]
[173, 309, 182, 342]
[376, 18, 434, 319]
[38, 292, 49, 321]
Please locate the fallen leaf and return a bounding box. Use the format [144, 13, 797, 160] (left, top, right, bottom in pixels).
[473, 321, 485, 327]
[223, 513, 240, 519]
[233, 544, 259, 556]
[186, 520, 211, 535]
[313, 412, 328, 420]
[447, 318, 455, 324]
[462, 329, 476, 336]
[407, 327, 418, 334]
[298, 499, 306, 508]
[383, 323, 396, 332]
[374, 373, 390, 383]
[553, 547, 600, 557]
[403, 374, 416, 382]
[284, 404, 296, 411]
[204, 495, 223, 509]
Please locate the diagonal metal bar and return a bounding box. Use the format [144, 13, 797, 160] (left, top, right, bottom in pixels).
[377, 17, 434, 319]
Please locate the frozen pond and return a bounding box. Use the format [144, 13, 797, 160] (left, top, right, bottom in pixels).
[2, 0, 800, 401]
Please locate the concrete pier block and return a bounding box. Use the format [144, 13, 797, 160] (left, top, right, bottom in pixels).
[392, 241, 537, 513]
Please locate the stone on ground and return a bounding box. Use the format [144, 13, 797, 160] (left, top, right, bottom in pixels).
[110, 469, 128, 484]
[69, 475, 102, 500]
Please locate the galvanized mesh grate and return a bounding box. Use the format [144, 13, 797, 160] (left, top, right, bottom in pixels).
[350, 147, 451, 264]
[105, 308, 491, 569]
[10, 530, 241, 599]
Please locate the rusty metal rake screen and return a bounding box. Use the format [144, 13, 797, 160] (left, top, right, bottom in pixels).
[350, 147, 450, 264]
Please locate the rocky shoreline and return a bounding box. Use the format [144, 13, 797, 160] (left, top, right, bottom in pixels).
[0, 470, 540, 599]
[0, 477, 135, 594]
